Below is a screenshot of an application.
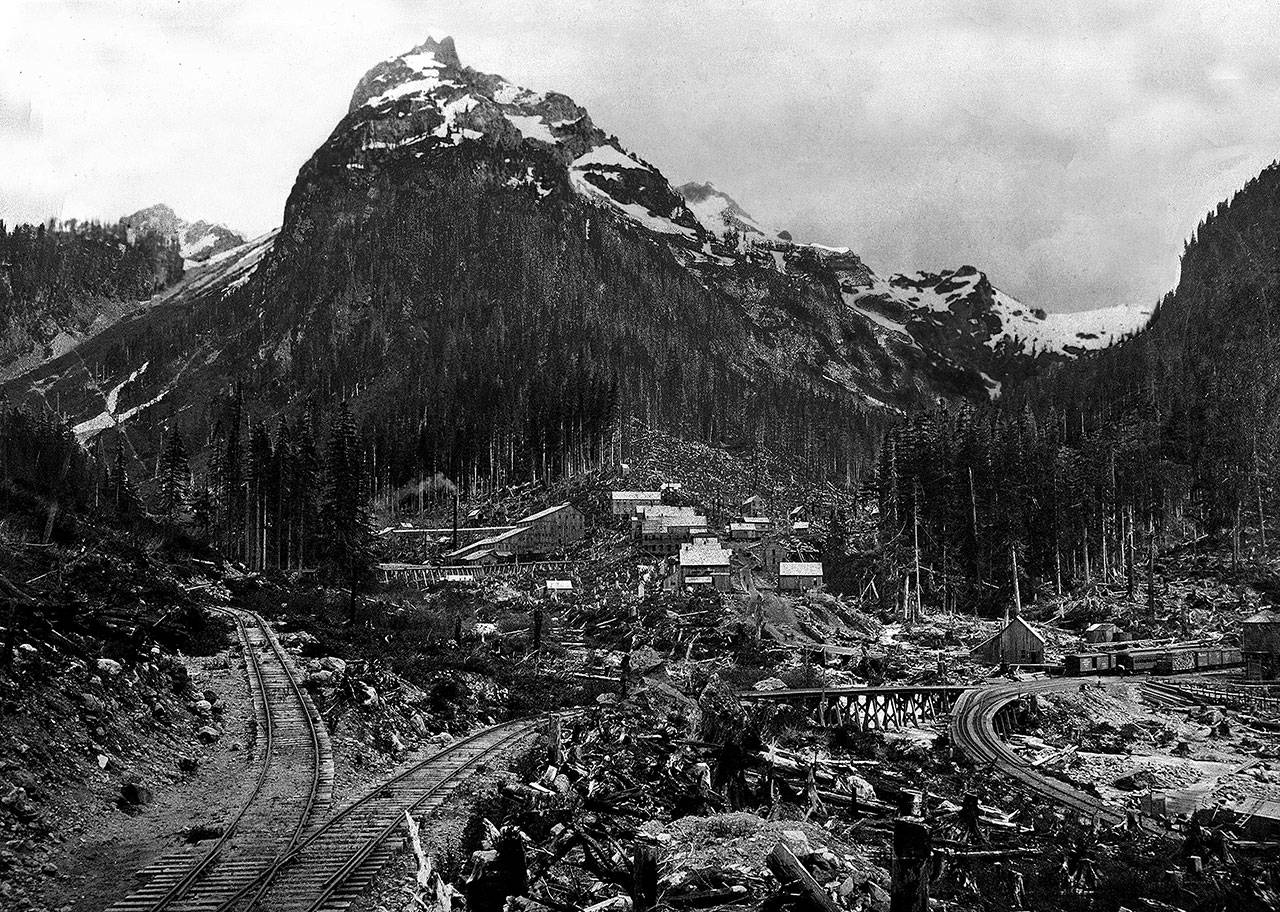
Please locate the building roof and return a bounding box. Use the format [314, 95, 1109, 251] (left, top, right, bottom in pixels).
[519, 502, 575, 524]
[443, 574, 476, 583]
[684, 575, 715, 585]
[456, 549, 494, 563]
[445, 525, 526, 559]
[792, 521, 811, 530]
[612, 490, 661, 501]
[680, 541, 731, 567]
[742, 516, 772, 525]
[1244, 610, 1280, 625]
[545, 579, 574, 590]
[639, 505, 699, 518]
[1086, 622, 1118, 631]
[971, 616, 1046, 654]
[642, 511, 708, 534]
[1220, 797, 1280, 822]
[779, 561, 824, 577]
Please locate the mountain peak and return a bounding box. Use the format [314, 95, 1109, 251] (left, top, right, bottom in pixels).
[675, 181, 780, 239]
[120, 204, 245, 263]
[406, 35, 461, 69]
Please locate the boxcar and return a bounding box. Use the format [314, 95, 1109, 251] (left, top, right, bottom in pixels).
[1065, 652, 1117, 675]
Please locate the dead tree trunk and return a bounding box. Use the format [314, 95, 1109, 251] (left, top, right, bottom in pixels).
[891, 818, 932, 912]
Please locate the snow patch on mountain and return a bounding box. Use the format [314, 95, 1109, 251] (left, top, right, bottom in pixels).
[73, 361, 169, 441]
[986, 296, 1153, 353]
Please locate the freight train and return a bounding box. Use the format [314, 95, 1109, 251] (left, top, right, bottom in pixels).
[1062, 646, 1242, 676]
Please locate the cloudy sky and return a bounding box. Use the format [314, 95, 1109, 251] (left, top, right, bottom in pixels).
[4, 1, 1280, 313]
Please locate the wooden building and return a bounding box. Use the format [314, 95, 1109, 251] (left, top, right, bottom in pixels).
[679, 541, 732, 592]
[970, 616, 1045, 666]
[1243, 609, 1280, 681]
[516, 503, 584, 554]
[778, 561, 824, 592]
[611, 491, 662, 515]
[1084, 622, 1124, 644]
[636, 506, 708, 557]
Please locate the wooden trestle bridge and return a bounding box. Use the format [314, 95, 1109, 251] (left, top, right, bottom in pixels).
[740, 685, 969, 731]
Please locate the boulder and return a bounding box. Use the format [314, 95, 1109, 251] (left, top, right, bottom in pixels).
[753, 677, 787, 692]
[319, 656, 348, 675]
[78, 693, 105, 714]
[780, 828, 811, 857]
[96, 658, 123, 677]
[306, 670, 335, 687]
[196, 726, 220, 744]
[193, 700, 214, 717]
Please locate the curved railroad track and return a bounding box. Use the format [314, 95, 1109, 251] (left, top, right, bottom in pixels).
[108, 608, 333, 912]
[949, 677, 1182, 838]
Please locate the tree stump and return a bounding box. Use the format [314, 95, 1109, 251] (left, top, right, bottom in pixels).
[891, 818, 932, 912]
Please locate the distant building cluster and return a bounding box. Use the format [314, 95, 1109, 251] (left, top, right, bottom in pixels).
[440, 502, 585, 565]
[611, 487, 823, 595]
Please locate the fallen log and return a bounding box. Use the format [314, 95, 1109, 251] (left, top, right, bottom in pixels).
[766, 842, 841, 912]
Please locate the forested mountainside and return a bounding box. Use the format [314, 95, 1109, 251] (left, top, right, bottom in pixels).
[0, 219, 184, 379]
[0, 37, 1149, 523]
[866, 162, 1280, 615]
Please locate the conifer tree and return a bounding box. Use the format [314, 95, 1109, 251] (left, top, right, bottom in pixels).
[156, 425, 190, 523]
[320, 403, 374, 621]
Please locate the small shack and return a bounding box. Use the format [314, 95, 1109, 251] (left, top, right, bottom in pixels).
[778, 561, 824, 592]
[1084, 622, 1123, 644]
[970, 616, 1045, 666]
[1243, 609, 1280, 681]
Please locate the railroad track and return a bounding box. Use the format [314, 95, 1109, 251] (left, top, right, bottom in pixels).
[948, 678, 1157, 832]
[108, 608, 333, 912]
[108, 606, 565, 912]
[238, 716, 550, 912]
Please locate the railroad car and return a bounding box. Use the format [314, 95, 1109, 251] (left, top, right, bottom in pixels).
[1116, 647, 1166, 674]
[1064, 652, 1117, 675]
[1063, 645, 1244, 677]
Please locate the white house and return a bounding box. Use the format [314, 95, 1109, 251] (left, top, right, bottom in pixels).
[778, 561, 824, 592]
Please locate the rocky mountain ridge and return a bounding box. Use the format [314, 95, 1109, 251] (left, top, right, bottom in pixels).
[122, 204, 246, 264]
[0, 37, 1146, 486]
